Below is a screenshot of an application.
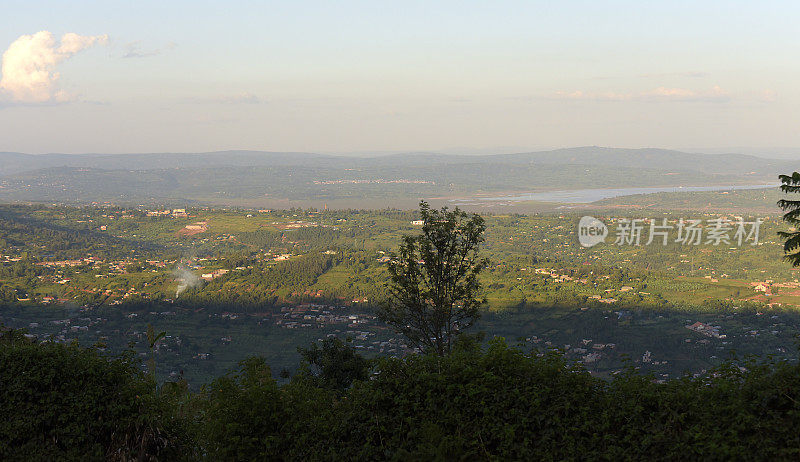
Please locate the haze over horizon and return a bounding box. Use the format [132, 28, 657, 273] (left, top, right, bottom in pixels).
[6, 145, 800, 162]
[1, 1, 799, 155]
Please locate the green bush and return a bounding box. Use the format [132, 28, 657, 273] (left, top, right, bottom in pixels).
[294, 337, 372, 393]
[220, 338, 800, 460]
[0, 329, 187, 461]
[5, 329, 800, 460]
[197, 357, 287, 460]
[302, 338, 608, 460]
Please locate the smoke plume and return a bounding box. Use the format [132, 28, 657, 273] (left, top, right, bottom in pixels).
[173, 266, 201, 297]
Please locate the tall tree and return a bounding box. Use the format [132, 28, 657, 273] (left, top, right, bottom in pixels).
[778, 172, 800, 266]
[381, 201, 488, 355]
[295, 337, 371, 393]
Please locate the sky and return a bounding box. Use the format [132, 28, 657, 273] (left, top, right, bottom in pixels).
[0, 1, 798, 155]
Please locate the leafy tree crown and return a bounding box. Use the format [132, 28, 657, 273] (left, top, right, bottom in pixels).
[381, 201, 488, 355]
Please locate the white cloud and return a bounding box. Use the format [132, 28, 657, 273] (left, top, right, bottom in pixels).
[647, 87, 696, 98]
[552, 85, 730, 103]
[122, 41, 176, 59]
[0, 31, 108, 103]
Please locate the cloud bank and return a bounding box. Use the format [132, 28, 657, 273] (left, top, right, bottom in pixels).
[553, 86, 730, 103]
[0, 31, 108, 103]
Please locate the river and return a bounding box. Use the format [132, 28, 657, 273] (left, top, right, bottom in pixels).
[451, 184, 777, 204]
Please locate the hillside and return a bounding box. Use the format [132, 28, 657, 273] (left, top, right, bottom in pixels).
[592, 187, 782, 213]
[0, 147, 793, 207]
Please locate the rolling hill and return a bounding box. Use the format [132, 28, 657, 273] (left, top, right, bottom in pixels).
[0, 147, 795, 207]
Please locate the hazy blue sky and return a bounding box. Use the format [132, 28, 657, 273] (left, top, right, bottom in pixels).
[1, 1, 798, 154]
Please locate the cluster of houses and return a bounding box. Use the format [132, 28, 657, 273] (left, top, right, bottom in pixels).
[201, 268, 229, 281]
[686, 321, 726, 339]
[311, 179, 434, 185]
[575, 339, 617, 364]
[272, 220, 321, 229]
[15, 316, 110, 344]
[20, 256, 180, 304]
[588, 294, 618, 304]
[275, 304, 375, 330]
[35, 256, 103, 268]
[530, 267, 653, 305]
[7, 249, 307, 306]
[525, 336, 619, 365]
[146, 208, 189, 218]
[268, 304, 412, 352]
[751, 279, 800, 296]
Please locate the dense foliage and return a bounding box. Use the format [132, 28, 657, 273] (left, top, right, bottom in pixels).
[4, 330, 800, 460]
[294, 337, 372, 393]
[0, 205, 159, 260]
[779, 172, 800, 266]
[0, 329, 189, 461]
[382, 201, 488, 355]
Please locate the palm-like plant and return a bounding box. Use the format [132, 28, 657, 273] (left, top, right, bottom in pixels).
[778, 172, 800, 266]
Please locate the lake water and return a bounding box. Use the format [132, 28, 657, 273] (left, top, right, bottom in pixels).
[452, 184, 777, 204]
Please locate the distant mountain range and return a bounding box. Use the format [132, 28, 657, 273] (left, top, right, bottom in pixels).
[0, 147, 794, 207]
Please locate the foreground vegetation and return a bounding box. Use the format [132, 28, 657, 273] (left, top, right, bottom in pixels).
[4, 329, 800, 461]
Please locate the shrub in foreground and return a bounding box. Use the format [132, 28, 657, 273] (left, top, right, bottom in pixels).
[5, 330, 800, 460]
[0, 330, 188, 461]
